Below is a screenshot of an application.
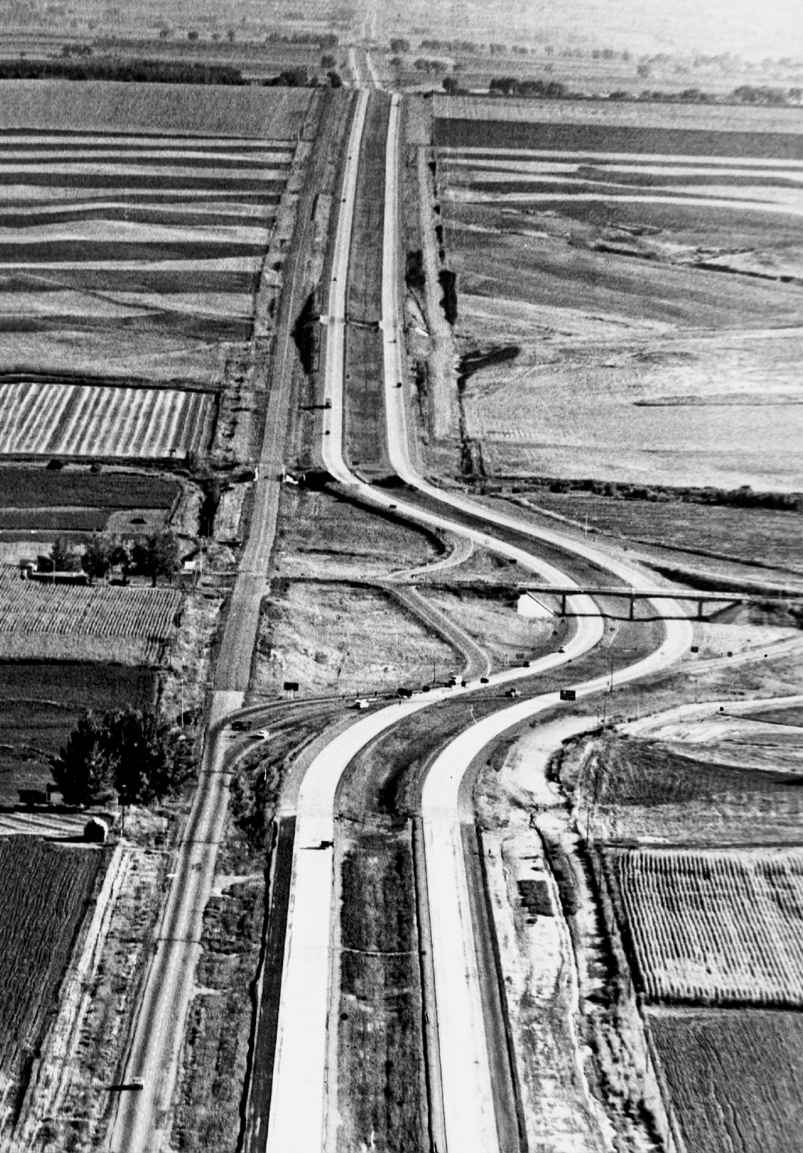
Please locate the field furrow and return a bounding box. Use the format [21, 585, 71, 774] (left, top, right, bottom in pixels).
[611, 847, 803, 1005]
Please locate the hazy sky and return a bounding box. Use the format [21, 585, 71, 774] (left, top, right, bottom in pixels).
[409, 0, 803, 58]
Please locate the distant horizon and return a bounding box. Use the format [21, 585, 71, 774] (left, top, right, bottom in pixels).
[377, 0, 803, 60]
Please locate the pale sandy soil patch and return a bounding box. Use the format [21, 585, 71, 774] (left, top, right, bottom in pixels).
[0, 220, 271, 245]
[255, 581, 457, 697]
[425, 587, 559, 668]
[0, 329, 234, 385]
[0, 256, 263, 272]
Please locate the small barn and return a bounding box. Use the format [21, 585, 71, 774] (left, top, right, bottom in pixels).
[83, 817, 109, 844]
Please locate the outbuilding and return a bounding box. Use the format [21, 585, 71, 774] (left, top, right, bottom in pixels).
[83, 816, 109, 844]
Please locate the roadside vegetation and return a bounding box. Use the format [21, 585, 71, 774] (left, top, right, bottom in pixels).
[50, 707, 192, 809]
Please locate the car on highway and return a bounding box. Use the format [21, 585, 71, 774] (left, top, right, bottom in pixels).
[229, 719, 250, 731]
[351, 699, 370, 710]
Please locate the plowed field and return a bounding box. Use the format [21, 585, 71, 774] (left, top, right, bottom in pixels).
[608, 846, 803, 1005]
[423, 95, 803, 491]
[647, 1008, 803, 1153]
[0, 81, 310, 392]
[0, 381, 215, 460]
[0, 836, 109, 1105]
[0, 565, 182, 662]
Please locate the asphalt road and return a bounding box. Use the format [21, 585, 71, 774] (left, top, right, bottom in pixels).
[107, 95, 328, 1153]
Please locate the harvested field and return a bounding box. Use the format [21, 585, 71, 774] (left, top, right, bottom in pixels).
[0, 466, 178, 505]
[0, 465, 179, 540]
[0, 81, 311, 138]
[0, 566, 181, 662]
[424, 97, 803, 491]
[0, 836, 109, 1108]
[607, 846, 803, 1005]
[0, 81, 313, 385]
[647, 1008, 803, 1153]
[0, 661, 156, 801]
[517, 488, 803, 576]
[0, 380, 215, 460]
[432, 96, 803, 139]
[566, 733, 803, 846]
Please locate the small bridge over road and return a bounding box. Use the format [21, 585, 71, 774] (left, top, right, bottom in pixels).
[521, 584, 802, 622]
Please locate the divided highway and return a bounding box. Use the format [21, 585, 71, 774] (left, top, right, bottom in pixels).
[265, 82, 692, 1153]
[110, 74, 695, 1153]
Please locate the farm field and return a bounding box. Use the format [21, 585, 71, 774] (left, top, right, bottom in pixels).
[0, 661, 156, 802]
[606, 845, 803, 1005]
[0, 837, 109, 1109]
[0, 565, 182, 662]
[0, 465, 179, 544]
[0, 81, 311, 403]
[647, 1008, 803, 1153]
[514, 488, 803, 576]
[0, 381, 215, 461]
[567, 732, 803, 845]
[422, 96, 803, 490]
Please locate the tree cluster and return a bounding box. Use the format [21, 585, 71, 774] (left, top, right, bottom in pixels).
[264, 30, 337, 47]
[543, 476, 803, 512]
[0, 56, 245, 84]
[413, 57, 446, 74]
[420, 38, 480, 53]
[51, 708, 192, 808]
[489, 76, 570, 98]
[262, 66, 309, 87]
[80, 529, 180, 586]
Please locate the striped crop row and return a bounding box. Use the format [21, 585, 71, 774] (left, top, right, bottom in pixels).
[0, 381, 214, 459]
[613, 847, 803, 1006]
[0, 564, 182, 653]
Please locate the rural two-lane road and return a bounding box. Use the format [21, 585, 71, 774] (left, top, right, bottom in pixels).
[107, 97, 326, 1153]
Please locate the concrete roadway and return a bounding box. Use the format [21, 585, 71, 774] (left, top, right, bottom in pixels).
[380, 91, 692, 1153]
[267, 84, 693, 1153]
[264, 87, 610, 1153]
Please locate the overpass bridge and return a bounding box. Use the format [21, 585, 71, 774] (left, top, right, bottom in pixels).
[521, 584, 802, 621]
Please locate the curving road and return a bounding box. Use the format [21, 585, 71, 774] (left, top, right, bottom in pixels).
[265, 82, 693, 1153]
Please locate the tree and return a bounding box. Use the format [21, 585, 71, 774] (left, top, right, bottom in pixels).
[50, 711, 112, 805]
[442, 75, 459, 95]
[50, 707, 192, 809]
[132, 530, 180, 586]
[49, 536, 73, 572]
[320, 52, 335, 68]
[81, 533, 113, 582]
[104, 708, 192, 807]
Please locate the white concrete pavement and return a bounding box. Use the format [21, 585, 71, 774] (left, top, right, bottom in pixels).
[266, 82, 693, 1153]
